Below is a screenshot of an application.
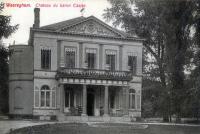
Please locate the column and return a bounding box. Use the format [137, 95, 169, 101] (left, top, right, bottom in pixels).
[119, 45, 123, 71]
[60, 84, 64, 112]
[82, 84, 87, 116]
[99, 44, 103, 69]
[104, 85, 109, 116]
[79, 42, 83, 68]
[125, 86, 129, 116]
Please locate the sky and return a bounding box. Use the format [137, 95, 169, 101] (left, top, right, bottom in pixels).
[1, 0, 110, 46]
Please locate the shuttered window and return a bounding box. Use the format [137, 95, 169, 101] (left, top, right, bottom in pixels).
[86, 53, 96, 69]
[128, 56, 137, 75]
[106, 54, 116, 71]
[41, 49, 51, 69]
[65, 49, 76, 68]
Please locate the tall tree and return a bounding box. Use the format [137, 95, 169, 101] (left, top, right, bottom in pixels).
[103, 0, 196, 121]
[0, 6, 18, 113]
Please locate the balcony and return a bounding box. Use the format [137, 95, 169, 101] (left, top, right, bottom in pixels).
[56, 68, 133, 81]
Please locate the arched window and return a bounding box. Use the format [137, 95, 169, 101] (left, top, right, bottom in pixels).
[41, 85, 50, 107]
[129, 89, 136, 109]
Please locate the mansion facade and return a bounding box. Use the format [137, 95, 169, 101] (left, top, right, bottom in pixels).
[9, 8, 143, 122]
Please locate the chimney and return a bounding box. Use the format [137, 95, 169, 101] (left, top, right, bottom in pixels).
[33, 8, 40, 28]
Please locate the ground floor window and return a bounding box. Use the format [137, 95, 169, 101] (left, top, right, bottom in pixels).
[129, 89, 136, 109]
[34, 85, 56, 108]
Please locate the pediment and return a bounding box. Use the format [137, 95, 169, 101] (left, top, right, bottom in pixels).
[59, 18, 124, 38]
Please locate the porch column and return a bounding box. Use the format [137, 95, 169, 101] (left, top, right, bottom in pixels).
[82, 84, 87, 116]
[125, 86, 129, 115]
[104, 85, 109, 116]
[60, 84, 64, 112]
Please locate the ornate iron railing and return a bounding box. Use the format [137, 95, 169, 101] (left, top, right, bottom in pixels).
[56, 67, 133, 81]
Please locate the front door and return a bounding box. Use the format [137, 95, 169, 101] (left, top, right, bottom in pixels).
[87, 89, 95, 116]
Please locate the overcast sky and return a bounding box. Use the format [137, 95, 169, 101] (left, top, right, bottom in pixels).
[2, 0, 110, 46]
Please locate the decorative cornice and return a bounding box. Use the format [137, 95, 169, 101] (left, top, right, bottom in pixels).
[31, 28, 145, 42]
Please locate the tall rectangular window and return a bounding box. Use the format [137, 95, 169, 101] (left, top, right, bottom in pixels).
[106, 54, 116, 71]
[86, 53, 96, 69]
[85, 49, 96, 69]
[128, 56, 137, 75]
[129, 89, 136, 109]
[41, 49, 51, 69]
[66, 50, 75, 68]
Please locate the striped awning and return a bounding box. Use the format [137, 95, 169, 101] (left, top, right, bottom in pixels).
[105, 50, 117, 55]
[128, 52, 137, 56]
[65, 47, 76, 52]
[86, 48, 97, 53]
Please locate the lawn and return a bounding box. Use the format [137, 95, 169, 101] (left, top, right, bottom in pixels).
[9, 123, 200, 134]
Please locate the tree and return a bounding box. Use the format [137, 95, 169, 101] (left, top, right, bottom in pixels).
[0, 6, 18, 113]
[103, 0, 197, 121]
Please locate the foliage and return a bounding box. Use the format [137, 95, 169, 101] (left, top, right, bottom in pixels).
[104, 0, 200, 121]
[0, 6, 18, 113]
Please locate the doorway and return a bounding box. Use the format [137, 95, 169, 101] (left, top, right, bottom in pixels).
[87, 88, 95, 116]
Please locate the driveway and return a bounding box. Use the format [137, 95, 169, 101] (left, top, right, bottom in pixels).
[0, 120, 55, 134]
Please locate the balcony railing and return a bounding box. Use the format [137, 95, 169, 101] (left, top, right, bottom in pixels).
[56, 67, 133, 81]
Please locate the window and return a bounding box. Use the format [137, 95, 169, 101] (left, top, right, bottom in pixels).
[41, 49, 51, 69]
[85, 49, 96, 69]
[106, 50, 117, 71]
[129, 89, 136, 109]
[65, 48, 76, 68]
[34, 85, 56, 108]
[128, 56, 137, 74]
[106, 54, 116, 71]
[41, 85, 50, 107]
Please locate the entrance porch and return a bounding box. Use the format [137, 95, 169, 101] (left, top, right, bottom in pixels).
[58, 84, 131, 121]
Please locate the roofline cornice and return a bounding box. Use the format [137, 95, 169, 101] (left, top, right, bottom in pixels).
[30, 28, 145, 42]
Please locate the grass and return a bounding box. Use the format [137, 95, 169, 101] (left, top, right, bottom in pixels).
[9, 123, 200, 134]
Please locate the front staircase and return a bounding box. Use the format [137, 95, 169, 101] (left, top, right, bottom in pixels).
[57, 113, 132, 122]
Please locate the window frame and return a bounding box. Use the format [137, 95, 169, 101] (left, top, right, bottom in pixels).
[65, 47, 76, 68]
[129, 89, 136, 110]
[105, 50, 117, 71]
[41, 49, 51, 70]
[34, 85, 56, 109]
[128, 55, 137, 75]
[85, 48, 97, 69]
[40, 85, 51, 108]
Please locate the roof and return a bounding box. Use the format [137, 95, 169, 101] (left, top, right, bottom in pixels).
[40, 16, 86, 31]
[36, 16, 143, 41]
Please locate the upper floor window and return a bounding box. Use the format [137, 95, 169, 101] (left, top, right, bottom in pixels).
[41, 49, 51, 69]
[85, 48, 96, 69]
[65, 48, 76, 68]
[128, 53, 137, 74]
[106, 50, 116, 71]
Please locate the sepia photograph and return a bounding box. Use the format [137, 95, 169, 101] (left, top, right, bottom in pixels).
[0, 0, 200, 133]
